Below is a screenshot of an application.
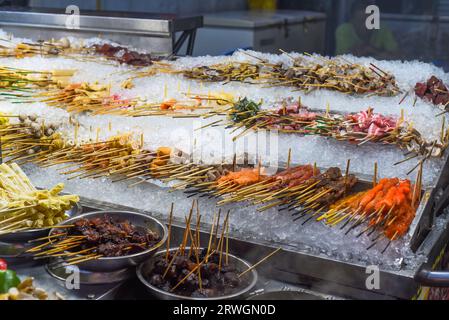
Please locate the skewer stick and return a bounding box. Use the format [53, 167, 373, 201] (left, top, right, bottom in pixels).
[412, 161, 423, 208]
[62, 254, 103, 267]
[186, 216, 196, 259]
[373, 162, 378, 187]
[194, 200, 201, 253]
[398, 91, 409, 105]
[287, 148, 292, 169]
[344, 159, 350, 183]
[162, 248, 180, 279]
[195, 214, 202, 256]
[46, 224, 75, 229]
[51, 246, 96, 258]
[28, 232, 67, 243]
[417, 162, 423, 204]
[180, 200, 195, 255]
[218, 210, 230, 270]
[34, 242, 82, 257]
[190, 224, 203, 290]
[394, 154, 418, 166]
[26, 241, 52, 253]
[165, 203, 174, 262]
[205, 212, 217, 263]
[238, 247, 282, 278]
[213, 209, 222, 250]
[381, 231, 398, 254]
[225, 216, 230, 266]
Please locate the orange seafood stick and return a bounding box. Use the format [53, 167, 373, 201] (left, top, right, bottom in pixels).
[150, 147, 172, 172]
[217, 168, 264, 187]
[364, 190, 384, 214]
[385, 203, 415, 239]
[160, 99, 177, 110]
[375, 186, 398, 212]
[358, 180, 385, 210]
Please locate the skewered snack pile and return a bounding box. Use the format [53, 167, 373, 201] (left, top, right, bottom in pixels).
[38, 82, 136, 115]
[211, 98, 447, 159]
[324, 178, 419, 240]
[149, 249, 248, 298]
[0, 37, 159, 67]
[182, 57, 400, 96]
[65, 215, 160, 257]
[0, 163, 79, 234]
[0, 113, 62, 163]
[28, 215, 162, 265]
[415, 76, 449, 110]
[0, 66, 74, 99]
[92, 43, 156, 66]
[0, 119, 422, 246]
[142, 202, 265, 299]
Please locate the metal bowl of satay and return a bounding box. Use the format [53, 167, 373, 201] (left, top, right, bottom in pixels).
[136, 247, 258, 300]
[0, 202, 83, 243]
[46, 211, 168, 272]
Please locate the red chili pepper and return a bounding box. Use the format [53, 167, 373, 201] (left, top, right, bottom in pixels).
[0, 259, 7, 271]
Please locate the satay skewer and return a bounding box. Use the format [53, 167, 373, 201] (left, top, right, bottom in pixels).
[218, 210, 230, 271]
[165, 203, 174, 262]
[180, 200, 195, 255]
[238, 247, 282, 278]
[212, 209, 222, 250]
[205, 211, 217, 263]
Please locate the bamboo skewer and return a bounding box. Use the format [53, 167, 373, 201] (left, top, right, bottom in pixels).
[238, 247, 282, 278]
[205, 212, 217, 263]
[166, 203, 174, 262]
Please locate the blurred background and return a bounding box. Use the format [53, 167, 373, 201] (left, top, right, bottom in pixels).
[0, 0, 447, 68]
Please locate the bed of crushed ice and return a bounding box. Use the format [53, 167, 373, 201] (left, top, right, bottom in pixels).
[1, 31, 449, 271]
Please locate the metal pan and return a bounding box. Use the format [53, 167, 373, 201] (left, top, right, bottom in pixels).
[136, 247, 258, 300]
[48, 211, 168, 272]
[0, 202, 83, 243]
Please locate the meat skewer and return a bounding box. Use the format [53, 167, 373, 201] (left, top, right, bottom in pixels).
[27, 215, 162, 266]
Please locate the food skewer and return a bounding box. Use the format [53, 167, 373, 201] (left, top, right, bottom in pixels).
[238, 247, 282, 278]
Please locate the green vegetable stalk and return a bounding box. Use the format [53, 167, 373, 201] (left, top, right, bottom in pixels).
[230, 98, 261, 125]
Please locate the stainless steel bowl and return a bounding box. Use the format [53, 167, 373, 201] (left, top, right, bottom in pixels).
[49, 210, 168, 273]
[136, 247, 258, 300]
[0, 202, 82, 243]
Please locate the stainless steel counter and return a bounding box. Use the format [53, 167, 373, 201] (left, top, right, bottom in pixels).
[0, 7, 203, 55]
[3, 192, 449, 300]
[4, 200, 343, 300]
